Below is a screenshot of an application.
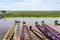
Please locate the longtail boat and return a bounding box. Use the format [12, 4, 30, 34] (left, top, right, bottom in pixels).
[35, 22, 53, 40]
[20, 22, 33, 40]
[13, 21, 20, 40]
[55, 20, 60, 26]
[29, 26, 50, 40]
[35, 21, 60, 40]
[2, 21, 18, 40]
[42, 21, 60, 40]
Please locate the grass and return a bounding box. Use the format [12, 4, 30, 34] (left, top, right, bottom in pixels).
[0, 11, 60, 17]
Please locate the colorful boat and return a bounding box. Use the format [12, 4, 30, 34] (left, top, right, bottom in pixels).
[20, 22, 33, 40]
[35, 21, 60, 40]
[42, 21, 60, 40]
[2, 21, 17, 40]
[55, 20, 60, 25]
[13, 21, 20, 40]
[29, 26, 50, 40]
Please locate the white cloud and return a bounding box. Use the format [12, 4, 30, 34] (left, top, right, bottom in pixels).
[0, 0, 60, 10]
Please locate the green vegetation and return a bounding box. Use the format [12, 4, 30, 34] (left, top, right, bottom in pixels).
[0, 11, 60, 17]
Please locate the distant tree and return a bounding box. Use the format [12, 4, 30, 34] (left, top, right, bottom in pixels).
[1, 11, 6, 14]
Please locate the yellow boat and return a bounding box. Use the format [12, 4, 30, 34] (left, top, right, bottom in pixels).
[2, 21, 20, 40]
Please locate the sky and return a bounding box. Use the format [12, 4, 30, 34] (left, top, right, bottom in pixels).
[0, 0, 60, 10]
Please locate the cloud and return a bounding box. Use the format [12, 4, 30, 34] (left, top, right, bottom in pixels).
[0, 0, 60, 10]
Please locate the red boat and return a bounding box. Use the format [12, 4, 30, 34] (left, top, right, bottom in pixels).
[29, 26, 50, 40]
[20, 22, 33, 40]
[35, 21, 60, 40]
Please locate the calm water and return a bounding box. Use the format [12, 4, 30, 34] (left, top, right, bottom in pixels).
[0, 17, 60, 40]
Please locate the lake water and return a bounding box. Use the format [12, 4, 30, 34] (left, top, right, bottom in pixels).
[0, 17, 60, 40]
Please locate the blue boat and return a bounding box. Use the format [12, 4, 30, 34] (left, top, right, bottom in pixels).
[35, 22, 60, 40]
